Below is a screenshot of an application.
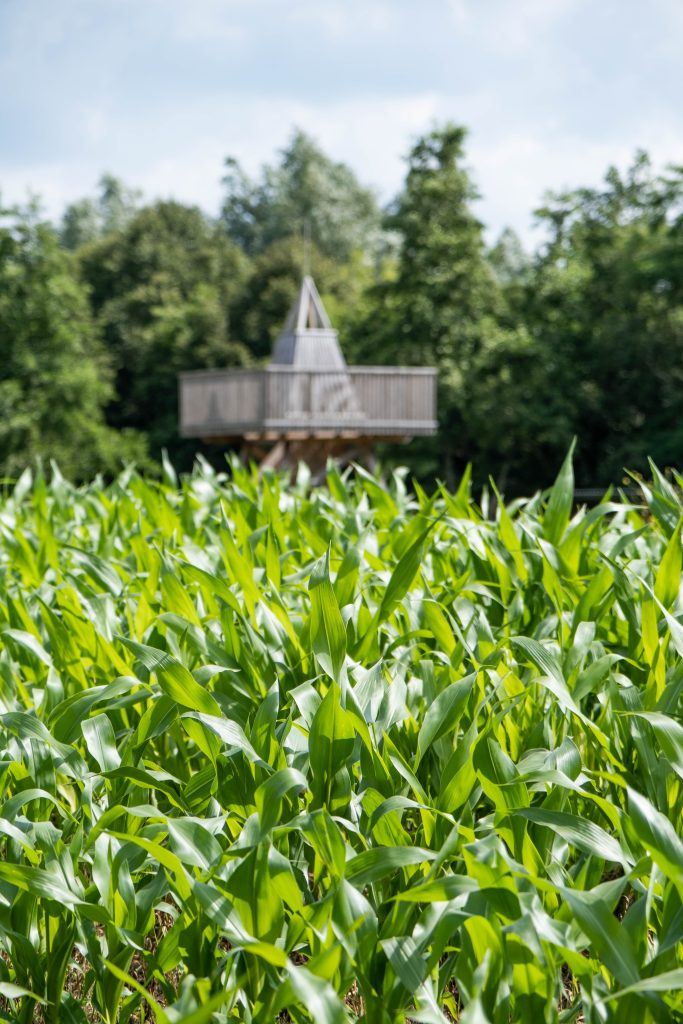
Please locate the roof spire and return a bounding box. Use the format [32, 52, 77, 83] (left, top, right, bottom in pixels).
[271, 276, 345, 367]
[281, 276, 332, 335]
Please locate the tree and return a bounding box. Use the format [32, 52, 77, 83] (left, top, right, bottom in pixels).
[523, 152, 683, 487]
[349, 124, 507, 483]
[352, 124, 501, 371]
[0, 203, 145, 480]
[78, 201, 250, 465]
[221, 129, 382, 261]
[60, 174, 141, 250]
[457, 324, 577, 493]
[488, 227, 530, 286]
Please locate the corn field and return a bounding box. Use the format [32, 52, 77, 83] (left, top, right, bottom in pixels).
[0, 452, 682, 1023]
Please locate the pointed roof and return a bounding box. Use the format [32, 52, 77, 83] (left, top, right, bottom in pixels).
[271, 276, 347, 369]
[283, 275, 332, 332]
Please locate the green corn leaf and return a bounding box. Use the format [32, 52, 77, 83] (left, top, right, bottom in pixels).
[629, 711, 683, 780]
[346, 846, 436, 887]
[543, 440, 576, 546]
[655, 516, 683, 608]
[607, 967, 683, 1001]
[81, 713, 121, 772]
[416, 672, 475, 764]
[516, 807, 628, 865]
[284, 962, 348, 1024]
[379, 520, 436, 622]
[309, 547, 347, 682]
[117, 637, 221, 716]
[628, 787, 683, 884]
[562, 884, 640, 986]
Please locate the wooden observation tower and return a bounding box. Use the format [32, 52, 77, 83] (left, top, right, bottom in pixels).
[179, 276, 437, 472]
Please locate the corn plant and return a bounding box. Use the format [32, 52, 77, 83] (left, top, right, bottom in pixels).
[0, 452, 681, 1022]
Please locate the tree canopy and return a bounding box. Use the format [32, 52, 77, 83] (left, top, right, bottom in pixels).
[505, 153, 683, 489]
[60, 174, 141, 250]
[2, 126, 683, 492]
[78, 200, 250, 460]
[349, 125, 512, 482]
[0, 203, 144, 480]
[221, 129, 382, 261]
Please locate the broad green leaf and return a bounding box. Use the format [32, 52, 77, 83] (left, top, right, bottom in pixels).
[82, 713, 121, 772]
[655, 515, 683, 608]
[256, 767, 308, 831]
[0, 983, 45, 1002]
[285, 963, 347, 1024]
[379, 520, 436, 622]
[608, 968, 683, 1000]
[2, 627, 52, 666]
[346, 846, 436, 887]
[393, 874, 478, 902]
[308, 683, 355, 811]
[630, 711, 683, 780]
[516, 808, 627, 865]
[117, 637, 221, 716]
[381, 935, 427, 994]
[543, 440, 576, 546]
[309, 548, 346, 682]
[416, 672, 474, 764]
[182, 711, 267, 767]
[166, 818, 223, 869]
[628, 787, 683, 883]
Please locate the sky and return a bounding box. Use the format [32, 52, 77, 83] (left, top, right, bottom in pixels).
[2, 0, 683, 246]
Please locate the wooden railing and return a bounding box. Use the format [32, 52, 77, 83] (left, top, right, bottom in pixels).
[179, 366, 438, 438]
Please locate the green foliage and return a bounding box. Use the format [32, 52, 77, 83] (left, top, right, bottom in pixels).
[353, 138, 683, 493]
[528, 153, 683, 487]
[221, 131, 382, 366]
[0, 454, 681, 1021]
[78, 201, 251, 462]
[60, 174, 142, 250]
[221, 128, 382, 261]
[353, 124, 499, 366]
[6, 126, 683, 492]
[0, 204, 145, 480]
[348, 125, 515, 484]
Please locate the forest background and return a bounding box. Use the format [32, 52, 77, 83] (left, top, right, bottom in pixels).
[2, 123, 682, 495]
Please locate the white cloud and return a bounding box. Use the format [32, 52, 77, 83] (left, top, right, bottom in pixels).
[159, 0, 249, 43]
[82, 106, 109, 144]
[471, 116, 683, 245]
[447, 0, 585, 53]
[3, 0, 683, 249]
[6, 89, 683, 251]
[1, 162, 93, 219]
[2, 92, 445, 223]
